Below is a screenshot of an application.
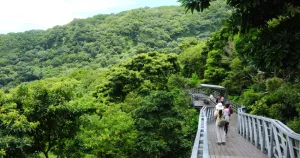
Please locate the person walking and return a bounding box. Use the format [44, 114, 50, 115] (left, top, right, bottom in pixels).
[224, 103, 230, 136]
[220, 96, 224, 104]
[226, 101, 233, 117]
[216, 95, 221, 103]
[214, 102, 226, 145]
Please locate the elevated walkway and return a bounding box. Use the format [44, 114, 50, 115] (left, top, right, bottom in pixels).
[207, 113, 267, 158]
[190, 86, 300, 158]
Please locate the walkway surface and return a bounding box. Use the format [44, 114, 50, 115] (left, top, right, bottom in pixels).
[207, 113, 268, 158]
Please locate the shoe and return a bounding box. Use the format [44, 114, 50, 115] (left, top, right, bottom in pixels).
[216, 142, 221, 145]
[222, 142, 226, 145]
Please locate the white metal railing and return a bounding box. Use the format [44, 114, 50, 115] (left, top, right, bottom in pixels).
[191, 97, 216, 158]
[189, 88, 221, 107]
[190, 88, 206, 94]
[230, 101, 240, 113]
[190, 87, 300, 158]
[191, 93, 208, 107]
[238, 108, 300, 158]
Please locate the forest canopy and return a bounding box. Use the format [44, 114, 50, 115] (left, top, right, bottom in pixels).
[0, 1, 231, 157]
[180, 0, 300, 133]
[0, 1, 231, 89]
[0, 0, 299, 157]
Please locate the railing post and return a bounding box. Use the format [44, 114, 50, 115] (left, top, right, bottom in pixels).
[252, 117, 258, 147]
[242, 114, 246, 137]
[203, 117, 209, 158]
[287, 137, 294, 158]
[269, 123, 274, 158]
[245, 116, 249, 140]
[238, 109, 241, 134]
[248, 116, 253, 143]
[257, 119, 264, 152]
[273, 125, 283, 158]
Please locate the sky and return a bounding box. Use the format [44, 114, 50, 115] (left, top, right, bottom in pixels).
[0, 0, 180, 34]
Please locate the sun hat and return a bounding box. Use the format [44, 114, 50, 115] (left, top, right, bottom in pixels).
[216, 103, 224, 110]
[225, 101, 231, 105]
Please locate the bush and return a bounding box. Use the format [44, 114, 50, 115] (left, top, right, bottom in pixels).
[249, 83, 300, 126]
[266, 77, 283, 92]
[251, 83, 266, 92]
[167, 75, 190, 89]
[191, 72, 200, 85]
[241, 89, 262, 108]
[268, 103, 285, 121]
[287, 119, 300, 133]
[204, 67, 226, 84]
[250, 98, 269, 116]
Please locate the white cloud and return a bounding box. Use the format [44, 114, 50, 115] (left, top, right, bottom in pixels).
[0, 0, 136, 34]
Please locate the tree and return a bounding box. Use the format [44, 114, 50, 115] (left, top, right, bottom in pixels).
[74, 105, 137, 158]
[94, 52, 181, 103]
[125, 52, 180, 90]
[93, 67, 143, 102]
[179, 0, 300, 32]
[133, 91, 192, 158]
[0, 88, 38, 157]
[236, 17, 300, 79]
[8, 79, 84, 158]
[179, 41, 207, 78]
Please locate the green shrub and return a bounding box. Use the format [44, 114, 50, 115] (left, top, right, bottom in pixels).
[287, 119, 300, 133]
[241, 89, 262, 108]
[167, 75, 190, 89]
[266, 77, 283, 92]
[249, 83, 300, 125]
[204, 67, 226, 84]
[268, 103, 285, 121]
[191, 72, 201, 85]
[250, 98, 269, 116]
[251, 83, 266, 92]
[227, 95, 240, 102]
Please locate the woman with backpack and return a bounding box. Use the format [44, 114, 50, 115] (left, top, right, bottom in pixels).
[214, 102, 226, 145]
[224, 103, 230, 136]
[225, 101, 233, 116]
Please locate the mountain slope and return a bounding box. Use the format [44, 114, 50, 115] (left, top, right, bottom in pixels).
[0, 1, 231, 88]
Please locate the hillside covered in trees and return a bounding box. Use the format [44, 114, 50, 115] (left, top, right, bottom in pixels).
[0, 1, 232, 158]
[0, 1, 231, 89]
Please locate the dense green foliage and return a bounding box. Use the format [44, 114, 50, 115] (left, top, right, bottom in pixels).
[180, 0, 300, 132]
[0, 3, 234, 156]
[1, 0, 299, 157]
[0, 2, 232, 156]
[0, 52, 198, 157]
[180, 0, 300, 31]
[0, 2, 231, 89]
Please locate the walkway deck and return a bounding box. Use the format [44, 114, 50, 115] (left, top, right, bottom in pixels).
[207, 113, 267, 158]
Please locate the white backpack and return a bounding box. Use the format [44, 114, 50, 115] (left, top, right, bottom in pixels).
[224, 109, 230, 122]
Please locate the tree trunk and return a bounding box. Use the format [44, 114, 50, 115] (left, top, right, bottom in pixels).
[43, 151, 49, 158]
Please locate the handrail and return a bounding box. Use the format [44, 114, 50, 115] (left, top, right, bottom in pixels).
[191, 106, 206, 158]
[191, 95, 216, 158]
[190, 87, 300, 158]
[238, 107, 300, 158]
